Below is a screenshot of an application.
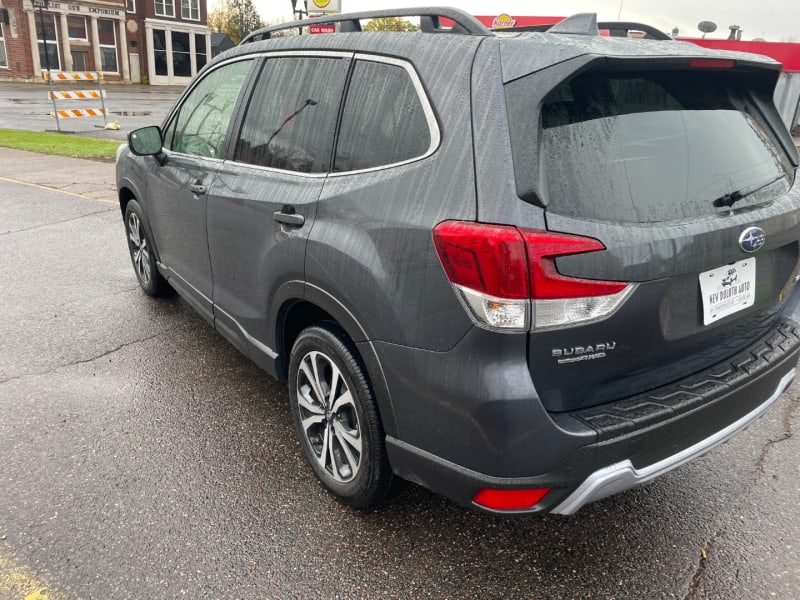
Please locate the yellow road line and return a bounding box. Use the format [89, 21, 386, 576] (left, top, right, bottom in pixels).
[0, 553, 61, 600]
[0, 175, 118, 206]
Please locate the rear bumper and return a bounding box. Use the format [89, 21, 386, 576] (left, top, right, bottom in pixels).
[551, 368, 794, 514]
[384, 320, 800, 514]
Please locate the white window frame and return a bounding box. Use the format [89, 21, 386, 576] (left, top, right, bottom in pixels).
[98, 18, 118, 73]
[0, 23, 7, 69]
[180, 0, 199, 21]
[36, 12, 62, 71]
[67, 15, 88, 41]
[126, 0, 136, 13]
[154, 0, 175, 18]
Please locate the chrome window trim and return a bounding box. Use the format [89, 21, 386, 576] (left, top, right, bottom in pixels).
[228, 51, 354, 176]
[166, 51, 440, 177]
[161, 55, 256, 158]
[329, 53, 441, 178]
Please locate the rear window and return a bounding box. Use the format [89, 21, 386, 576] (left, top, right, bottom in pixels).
[509, 68, 793, 223]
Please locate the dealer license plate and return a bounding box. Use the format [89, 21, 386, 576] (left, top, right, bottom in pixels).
[699, 259, 756, 325]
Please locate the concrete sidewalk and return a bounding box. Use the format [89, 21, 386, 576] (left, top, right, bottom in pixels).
[0, 147, 118, 204]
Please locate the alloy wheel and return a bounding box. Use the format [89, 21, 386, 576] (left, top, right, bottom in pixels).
[295, 350, 363, 483]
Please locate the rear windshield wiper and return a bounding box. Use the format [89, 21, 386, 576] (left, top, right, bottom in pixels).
[713, 175, 787, 208]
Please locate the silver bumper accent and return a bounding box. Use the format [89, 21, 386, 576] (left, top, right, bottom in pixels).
[552, 368, 796, 515]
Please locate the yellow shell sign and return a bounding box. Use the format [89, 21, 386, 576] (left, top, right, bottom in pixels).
[491, 14, 517, 29]
[309, 0, 340, 12]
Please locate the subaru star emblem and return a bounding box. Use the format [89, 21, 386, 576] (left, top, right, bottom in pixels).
[739, 227, 766, 253]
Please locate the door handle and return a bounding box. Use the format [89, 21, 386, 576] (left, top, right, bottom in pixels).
[190, 182, 207, 195]
[273, 206, 305, 227]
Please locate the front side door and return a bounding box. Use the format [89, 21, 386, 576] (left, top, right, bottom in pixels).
[207, 54, 351, 361]
[146, 58, 253, 320]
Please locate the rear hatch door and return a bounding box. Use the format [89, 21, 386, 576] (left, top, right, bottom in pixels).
[505, 56, 800, 412]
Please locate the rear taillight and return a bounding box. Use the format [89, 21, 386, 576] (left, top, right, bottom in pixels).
[433, 221, 632, 330]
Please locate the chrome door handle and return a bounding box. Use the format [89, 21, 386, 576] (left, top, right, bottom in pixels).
[273, 208, 305, 227]
[190, 183, 207, 195]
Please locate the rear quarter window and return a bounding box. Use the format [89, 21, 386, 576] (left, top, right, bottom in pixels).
[333, 58, 434, 172]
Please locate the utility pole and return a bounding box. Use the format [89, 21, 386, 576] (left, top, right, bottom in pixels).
[33, 0, 52, 75]
[291, 0, 307, 34]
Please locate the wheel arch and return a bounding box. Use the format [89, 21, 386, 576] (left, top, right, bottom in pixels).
[118, 182, 163, 266]
[276, 284, 398, 437]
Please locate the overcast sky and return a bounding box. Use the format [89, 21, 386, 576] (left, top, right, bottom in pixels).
[251, 0, 797, 42]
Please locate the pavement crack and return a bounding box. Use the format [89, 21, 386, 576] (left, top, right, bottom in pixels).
[683, 531, 721, 600]
[0, 208, 114, 236]
[754, 393, 798, 475]
[0, 329, 175, 384]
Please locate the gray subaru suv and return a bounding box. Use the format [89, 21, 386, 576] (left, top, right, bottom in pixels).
[116, 8, 800, 514]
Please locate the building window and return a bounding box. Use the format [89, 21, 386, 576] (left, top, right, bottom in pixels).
[98, 19, 118, 72]
[195, 33, 206, 70]
[126, 0, 136, 13]
[67, 16, 87, 40]
[181, 0, 199, 21]
[154, 0, 175, 18]
[0, 23, 7, 69]
[35, 12, 61, 72]
[171, 31, 190, 77]
[72, 50, 87, 71]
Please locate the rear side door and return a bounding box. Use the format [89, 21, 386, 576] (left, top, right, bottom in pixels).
[207, 53, 352, 363]
[146, 58, 254, 320]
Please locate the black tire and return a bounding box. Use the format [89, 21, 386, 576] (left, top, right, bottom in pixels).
[124, 199, 171, 297]
[288, 325, 392, 507]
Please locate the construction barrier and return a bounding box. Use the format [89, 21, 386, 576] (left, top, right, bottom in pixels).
[43, 71, 108, 132]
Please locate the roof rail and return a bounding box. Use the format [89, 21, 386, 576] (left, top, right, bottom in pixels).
[494, 17, 672, 41]
[599, 21, 672, 40]
[240, 7, 492, 44]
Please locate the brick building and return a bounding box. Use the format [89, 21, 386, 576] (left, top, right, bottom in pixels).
[0, 0, 209, 84]
[123, 0, 210, 85]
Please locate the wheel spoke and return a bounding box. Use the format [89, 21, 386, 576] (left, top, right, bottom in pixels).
[300, 412, 325, 434]
[333, 419, 362, 455]
[316, 423, 331, 469]
[328, 364, 341, 407]
[297, 385, 324, 416]
[326, 425, 344, 482]
[331, 388, 354, 413]
[300, 354, 327, 409]
[332, 421, 361, 474]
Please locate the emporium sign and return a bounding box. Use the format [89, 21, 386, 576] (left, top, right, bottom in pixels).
[32, 1, 121, 15]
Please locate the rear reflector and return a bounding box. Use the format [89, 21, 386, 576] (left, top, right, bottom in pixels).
[473, 488, 551, 511]
[433, 221, 631, 330]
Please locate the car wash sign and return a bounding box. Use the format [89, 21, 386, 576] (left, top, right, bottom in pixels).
[308, 0, 340, 14]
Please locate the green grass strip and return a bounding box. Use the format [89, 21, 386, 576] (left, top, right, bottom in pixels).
[0, 128, 122, 161]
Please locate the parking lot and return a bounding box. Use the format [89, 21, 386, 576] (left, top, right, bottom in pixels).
[1, 82, 799, 598]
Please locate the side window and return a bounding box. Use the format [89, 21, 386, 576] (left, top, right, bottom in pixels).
[169, 59, 252, 158]
[334, 60, 432, 172]
[235, 56, 348, 173]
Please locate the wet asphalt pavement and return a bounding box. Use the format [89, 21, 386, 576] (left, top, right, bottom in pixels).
[0, 83, 800, 598]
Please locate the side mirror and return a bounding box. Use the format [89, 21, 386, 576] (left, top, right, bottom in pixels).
[128, 126, 164, 156]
